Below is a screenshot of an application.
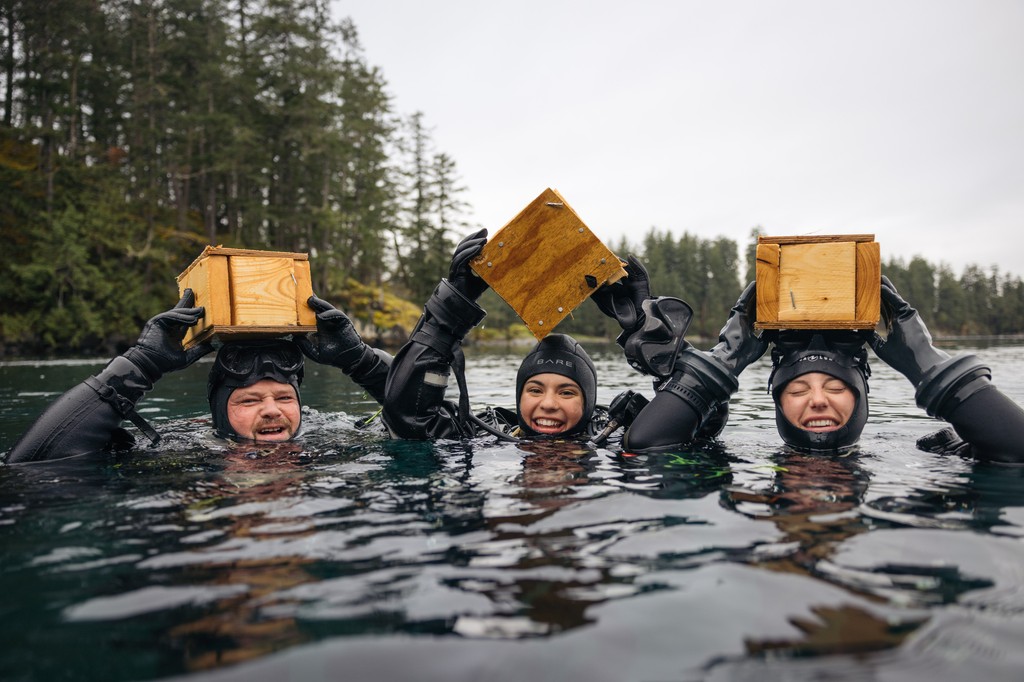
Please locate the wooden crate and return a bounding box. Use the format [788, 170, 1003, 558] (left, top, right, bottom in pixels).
[755, 234, 880, 330]
[469, 188, 627, 340]
[176, 246, 317, 348]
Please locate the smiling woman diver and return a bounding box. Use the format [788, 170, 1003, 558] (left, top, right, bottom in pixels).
[592, 267, 1024, 462]
[381, 229, 611, 442]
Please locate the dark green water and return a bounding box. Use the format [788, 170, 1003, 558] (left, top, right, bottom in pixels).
[3, 344, 1024, 681]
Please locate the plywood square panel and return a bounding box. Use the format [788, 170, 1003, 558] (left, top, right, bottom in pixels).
[470, 188, 626, 339]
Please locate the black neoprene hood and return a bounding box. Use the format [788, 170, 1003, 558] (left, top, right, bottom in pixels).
[515, 334, 597, 437]
[769, 333, 871, 453]
[207, 340, 305, 440]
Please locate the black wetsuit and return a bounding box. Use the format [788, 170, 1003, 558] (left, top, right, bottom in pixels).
[381, 334, 608, 442]
[624, 378, 1024, 463]
[6, 350, 391, 465]
[937, 384, 1024, 462]
[381, 278, 607, 442]
[6, 356, 149, 464]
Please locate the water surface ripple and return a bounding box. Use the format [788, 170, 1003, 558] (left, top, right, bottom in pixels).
[2, 342, 1024, 681]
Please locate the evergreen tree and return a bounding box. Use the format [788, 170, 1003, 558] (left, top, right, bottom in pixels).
[904, 257, 937, 320]
[934, 264, 967, 334]
[3, 0, 1024, 352]
[744, 226, 764, 284]
[699, 236, 741, 338]
[390, 112, 474, 303]
[324, 23, 395, 288]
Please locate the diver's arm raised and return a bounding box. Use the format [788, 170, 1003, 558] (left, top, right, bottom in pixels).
[6, 291, 212, 464]
[872, 276, 1024, 463]
[382, 230, 488, 440]
[623, 283, 767, 451]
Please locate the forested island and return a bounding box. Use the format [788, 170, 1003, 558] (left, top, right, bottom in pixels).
[2, 1, 1022, 356]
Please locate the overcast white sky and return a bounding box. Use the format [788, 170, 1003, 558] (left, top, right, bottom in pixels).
[334, 0, 1024, 278]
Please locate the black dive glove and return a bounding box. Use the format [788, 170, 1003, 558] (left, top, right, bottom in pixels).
[871, 276, 950, 387]
[122, 289, 212, 382]
[448, 228, 489, 301]
[591, 254, 652, 346]
[660, 282, 767, 431]
[871, 276, 990, 418]
[297, 295, 368, 373]
[622, 297, 693, 378]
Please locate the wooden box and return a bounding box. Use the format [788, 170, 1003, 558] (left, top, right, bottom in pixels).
[470, 188, 627, 339]
[176, 246, 317, 348]
[755, 234, 880, 331]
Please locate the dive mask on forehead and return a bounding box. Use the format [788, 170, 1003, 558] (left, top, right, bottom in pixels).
[771, 330, 872, 361]
[208, 340, 305, 439]
[213, 341, 304, 384]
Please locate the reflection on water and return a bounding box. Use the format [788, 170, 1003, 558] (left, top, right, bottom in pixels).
[2, 343, 1024, 681]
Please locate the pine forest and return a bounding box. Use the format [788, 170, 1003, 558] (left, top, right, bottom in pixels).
[2, 0, 1022, 355]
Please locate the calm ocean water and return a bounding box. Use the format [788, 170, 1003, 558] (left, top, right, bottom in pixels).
[2, 341, 1024, 681]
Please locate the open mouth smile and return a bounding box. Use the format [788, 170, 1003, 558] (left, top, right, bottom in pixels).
[254, 423, 291, 440]
[531, 417, 565, 434]
[802, 418, 840, 432]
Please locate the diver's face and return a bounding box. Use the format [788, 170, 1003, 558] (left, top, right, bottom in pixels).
[779, 372, 855, 433]
[518, 373, 584, 435]
[227, 379, 301, 441]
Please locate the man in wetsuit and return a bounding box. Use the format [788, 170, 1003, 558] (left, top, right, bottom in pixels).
[382, 229, 605, 441]
[596, 270, 1024, 463]
[6, 291, 391, 464]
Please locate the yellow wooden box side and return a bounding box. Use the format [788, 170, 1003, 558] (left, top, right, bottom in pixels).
[755, 242, 781, 324]
[178, 254, 231, 347]
[855, 241, 881, 323]
[176, 248, 317, 348]
[777, 242, 856, 322]
[754, 235, 880, 330]
[229, 256, 300, 326]
[293, 260, 317, 326]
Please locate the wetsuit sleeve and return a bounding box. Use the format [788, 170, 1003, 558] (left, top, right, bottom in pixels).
[382, 339, 467, 440]
[343, 346, 392, 405]
[6, 356, 152, 464]
[382, 279, 485, 440]
[944, 384, 1024, 463]
[622, 388, 703, 452]
[619, 285, 762, 453]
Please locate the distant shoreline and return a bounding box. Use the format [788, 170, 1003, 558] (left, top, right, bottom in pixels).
[4, 334, 1023, 364]
[934, 334, 1024, 343]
